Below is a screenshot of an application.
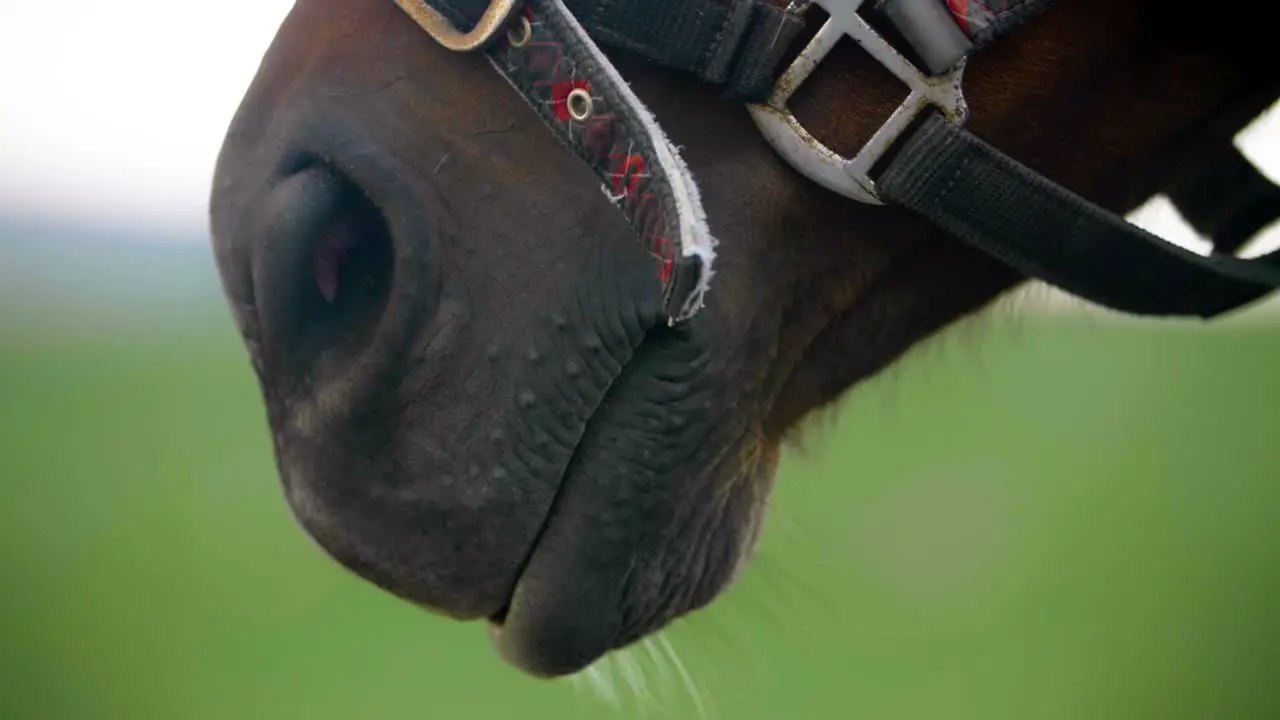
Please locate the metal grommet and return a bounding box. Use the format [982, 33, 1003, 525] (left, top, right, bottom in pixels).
[506, 16, 531, 47]
[566, 88, 593, 122]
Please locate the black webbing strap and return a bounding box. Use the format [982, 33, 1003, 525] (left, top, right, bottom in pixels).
[563, 0, 805, 101]
[1165, 141, 1280, 255]
[877, 113, 1280, 317]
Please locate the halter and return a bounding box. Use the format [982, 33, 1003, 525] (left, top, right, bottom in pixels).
[394, 0, 1280, 323]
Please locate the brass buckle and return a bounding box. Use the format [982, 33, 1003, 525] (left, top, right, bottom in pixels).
[394, 0, 522, 52]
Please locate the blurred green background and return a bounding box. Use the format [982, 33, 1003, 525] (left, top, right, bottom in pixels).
[2, 216, 1279, 720]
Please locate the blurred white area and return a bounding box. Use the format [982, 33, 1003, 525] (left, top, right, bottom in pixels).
[0, 0, 1278, 316]
[1124, 101, 1280, 260]
[1023, 101, 1280, 318]
[0, 1, 296, 234]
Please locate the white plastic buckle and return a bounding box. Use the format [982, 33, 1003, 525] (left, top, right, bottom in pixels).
[747, 0, 968, 204]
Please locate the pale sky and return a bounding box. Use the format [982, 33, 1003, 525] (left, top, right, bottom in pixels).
[0, 1, 295, 234]
[1, 0, 1279, 257]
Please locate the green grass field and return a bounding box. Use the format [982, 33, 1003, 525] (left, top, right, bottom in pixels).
[3, 303, 1279, 719]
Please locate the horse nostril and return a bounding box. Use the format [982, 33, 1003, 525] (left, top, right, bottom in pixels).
[255, 159, 396, 375]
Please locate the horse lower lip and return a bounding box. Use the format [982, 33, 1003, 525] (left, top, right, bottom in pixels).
[484, 424, 627, 679]
[484, 466, 623, 678]
[487, 324, 705, 678]
[487, 605, 509, 627]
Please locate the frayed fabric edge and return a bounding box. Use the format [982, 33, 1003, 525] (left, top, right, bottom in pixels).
[492, 0, 719, 323]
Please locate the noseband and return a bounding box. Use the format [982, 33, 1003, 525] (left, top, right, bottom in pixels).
[394, 0, 1280, 323]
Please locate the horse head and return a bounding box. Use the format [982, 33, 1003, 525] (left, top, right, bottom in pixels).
[209, 0, 1278, 677]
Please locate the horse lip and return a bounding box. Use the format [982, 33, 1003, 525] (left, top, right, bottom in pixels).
[480, 359, 638, 678]
[480, 319, 706, 677]
[487, 605, 509, 628]
[481, 446, 615, 678]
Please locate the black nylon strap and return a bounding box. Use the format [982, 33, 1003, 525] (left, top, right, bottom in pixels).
[878, 113, 1280, 317]
[564, 0, 805, 101]
[1166, 141, 1280, 255]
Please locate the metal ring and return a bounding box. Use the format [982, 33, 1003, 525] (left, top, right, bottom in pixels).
[506, 16, 532, 47]
[394, 0, 522, 53]
[566, 88, 594, 122]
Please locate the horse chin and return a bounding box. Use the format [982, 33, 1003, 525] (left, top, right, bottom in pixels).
[482, 324, 756, 678]
[274, 310, 765, 680]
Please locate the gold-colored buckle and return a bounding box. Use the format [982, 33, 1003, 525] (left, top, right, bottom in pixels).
[393, 0, 522, 52]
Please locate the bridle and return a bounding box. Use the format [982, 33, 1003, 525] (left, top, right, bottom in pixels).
[393, 0, 1280, 324]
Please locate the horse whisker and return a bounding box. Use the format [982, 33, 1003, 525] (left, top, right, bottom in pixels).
[659, 634, 713, 720]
